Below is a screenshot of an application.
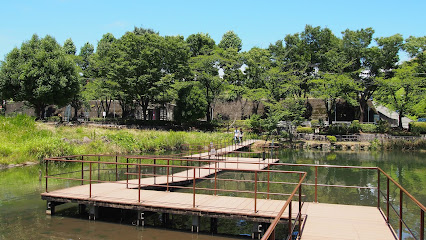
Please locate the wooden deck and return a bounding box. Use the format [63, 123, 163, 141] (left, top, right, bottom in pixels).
[41, 183, 302, 222]
[301, 202, 395, 240]
[41, 139, 397, 239]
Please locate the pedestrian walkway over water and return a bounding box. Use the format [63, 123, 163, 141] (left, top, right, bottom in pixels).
[41, 139, 424, 240]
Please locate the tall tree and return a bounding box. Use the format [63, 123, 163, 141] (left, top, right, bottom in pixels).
[375, 63, 424, 128]
[218, 31, 242, 52]
[63, 38, 77, 55]
[78, 42, 95, 74]
[0, 34, 79, 119]
[341, 28, 376, 122]
[186, 33, 216, 57]
[403, 36, 426, 73]
[190, 53, 224, 122]
[108, 31, 190, 120]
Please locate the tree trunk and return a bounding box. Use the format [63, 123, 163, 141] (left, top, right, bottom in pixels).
[398, 112, 403, 129]
[34, 104, 46, 120]
[359, 98, 366, 123]
[206, 104, 211, 122]
[140, 98, 149, 120]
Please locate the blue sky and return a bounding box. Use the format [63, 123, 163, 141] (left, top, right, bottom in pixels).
[1, 0, 425, 61]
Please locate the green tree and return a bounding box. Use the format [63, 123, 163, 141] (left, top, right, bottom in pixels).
[218, 30, 242, 52]
[190, 53, 224, 122]
[186, 33, 216, 57]
[0, 34, 79, 119]
[403, 36, 426, 73]
[173, 82, 207, 122]
[78, 42, 95, 73]
[264, 97, 306, 142]
[63, 38, 77, 55]
[375, 63, 424, 128]
[108, 31, 190, 120]
[310, 73, 355, 124]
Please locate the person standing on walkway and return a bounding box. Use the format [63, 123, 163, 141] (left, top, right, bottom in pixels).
[239, 128, 243, 143]
[234, 127, 240, 144]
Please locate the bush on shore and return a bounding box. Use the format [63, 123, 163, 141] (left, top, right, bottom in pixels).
[0, 115, 232, 165]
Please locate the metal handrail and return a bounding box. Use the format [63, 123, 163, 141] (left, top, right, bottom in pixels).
[44, 154, 305, 216]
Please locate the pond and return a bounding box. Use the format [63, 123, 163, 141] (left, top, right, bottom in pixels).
[0, 150, 424, 239]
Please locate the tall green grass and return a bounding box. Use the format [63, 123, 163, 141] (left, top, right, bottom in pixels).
[0, 115, 233, 165]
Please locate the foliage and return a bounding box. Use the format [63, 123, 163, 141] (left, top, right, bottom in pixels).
[218, 31, 242, 52]
[0, 34, 80, 119]
[0, 115, 233, 165]
[348, 120, 361, 133]
[265, 98, 307, 141]
[63, 38, 77, 55]
[360, 123, 377, 133]
[326, 135, 337, 143]
[173, 82, 207, 123]
[311, 119, 320, 127]
[327, 123, 349, 135]
[376, 120, 391, 133]
[409, 122, 426, 134]
[247, 114, 262, 134]
[375, 63, 424, 128]
[297, 126, 313, 134]
[186, 33, 215, 57]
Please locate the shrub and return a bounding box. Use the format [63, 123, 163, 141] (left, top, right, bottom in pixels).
[311, 119, 320, 127]
[326, 135, 337, 143]
[47, 116, 61, 122]
[377, 120, 390, 133]
[348, 120, 361, 134]
[409, 122, 426, 134]
[248, 114, 262, 134]
[360, 124, 377, 133]
[297, 126, 313, 134]
[327, 123, 348, 135]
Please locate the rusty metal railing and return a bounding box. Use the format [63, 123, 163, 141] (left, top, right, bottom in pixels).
[260, 162, 426, 240]
[44, 154, 304, 218]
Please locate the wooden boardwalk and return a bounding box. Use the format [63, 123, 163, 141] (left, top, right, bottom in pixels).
[41, 139, 397, 239]
[301, 203, 395, 240]
[42, 183, 302, 222]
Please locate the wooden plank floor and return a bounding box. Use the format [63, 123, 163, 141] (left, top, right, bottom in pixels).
[41, 183, 302, 220]
[301, 202, 395, 240]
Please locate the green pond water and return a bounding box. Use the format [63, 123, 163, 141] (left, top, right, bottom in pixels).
[0, 150, 425, 240]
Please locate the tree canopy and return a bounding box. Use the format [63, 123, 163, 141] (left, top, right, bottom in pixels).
[0, 34, 79, 118]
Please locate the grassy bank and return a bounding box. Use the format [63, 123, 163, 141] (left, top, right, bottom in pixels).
[0, 115, 232, 165]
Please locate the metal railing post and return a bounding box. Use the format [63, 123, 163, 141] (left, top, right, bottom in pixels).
[138, 164, 141, 203]
[115, 155, 118, 181]
[421, 209, 424, 240]
[399, 189, 403, 239]
[299, 173, 302, 235]
[126, 158, 129, 189]
[377, 169, 380, 209]
[387, 178, 390, 223]
[45, 160, 48, 193]
[154, 159, 157, 184]
[288, 201, 292, 238]
[167, 160, 170, 191]
[81, 156, 84, 185]
[214, 161, 217, 195]
[89, 162, 92, 198]
[315, 166, 318, 202]
[267, 163, 270, 199]
[254, 171, 258, 213]
[193, 167, 196, 208]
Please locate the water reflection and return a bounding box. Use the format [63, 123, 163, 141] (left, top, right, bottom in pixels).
[0, 150, 424, 239]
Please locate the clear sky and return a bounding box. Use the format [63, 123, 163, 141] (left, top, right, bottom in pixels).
[1, 0, 425, 61]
